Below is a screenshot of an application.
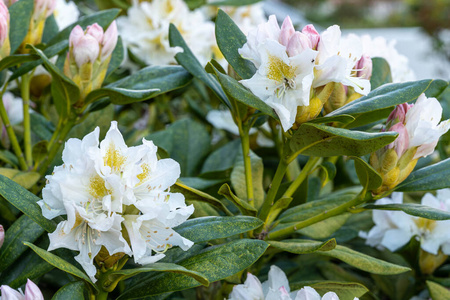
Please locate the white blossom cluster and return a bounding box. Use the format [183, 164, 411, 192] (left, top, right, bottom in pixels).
[38, 121, 194, 281]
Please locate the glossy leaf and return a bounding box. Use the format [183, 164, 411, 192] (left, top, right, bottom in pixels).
[308, 114, 355, 125]
[363, 203, 450, 220]
[25, 242, 97, 289]
[351, 156, 382, 191]
[370, 57, 392, 90]
[85, 86, 160, 105]
[168, 24, 230, 107]
[424, 79, 449, 98]
[218, 183, 257, 216]
[291, 281, 368, 300]
[215, 10, 256, 79]
[427, 280, 450, 300]
[396, 158, 450, 192]
[0, 174, 56, 232]
[0, 215, 44, 272]
[42, 15, 59, 44]
[318, 245, 411, 275]
[174, 216, 263, 243]
[8, 0, 33, 53]
[52, 282, 86, 300]
[119, 239, 268, 299]
[298, 213, 351, 239]
[290, 123, 397, 158]
[268, 239, 337, 254]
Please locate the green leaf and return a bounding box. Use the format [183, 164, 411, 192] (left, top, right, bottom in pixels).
[109, 263, 209, 286]
[308, 114, 355, 125]
[215, 10, 256, 79]
[318, 245, 411, 275]
[0, 174, 56, 232]
[201, 139, 240, 175]
[268, 239, 337, 254]
[231, 150, 265, 209]
[424, 79, 449, 98]
[42, 15, 59, 44]
[290, 123, 397, 158]
[0, 215, 45, 272]
[8, 0, 33, 53]
[52, 282, 86, 300]
[290, 281, 369, 300]
[119, 239, 268, 299]
[298, 213, 351, 239]
[172, 181, 232, 216]
[363, 203, 450, 220]
[0, 54, 39, 72]
[85, 86, 160, 105]
[168, 24, 230, 107]
[427, 280, 450, 300]
[370, 57, 392, 90]
[105, 36, 124, 79]
[396, 158, 450, 192]
[326, 79, 433, 128]
[0, 168, 40, 189]
[174, 216, 263, 243]
[25, 242, 97, 289]
[351, 156, 382, 191]
[218, 183, 257, 216]
[211, 66, 278, 120]
[265, 197, 292, 226]
[47, 9, 121, 46]
[28, 45, 80, 117]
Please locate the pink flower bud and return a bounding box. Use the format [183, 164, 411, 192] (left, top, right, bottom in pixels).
[302, 24, 320, 49]
[24, 279, 44, 300]
[387, 122, 409, 157]
[72, 35, 100, 68]
[0, 225, 4, 248]
[387, 103, 413, 125]
[69, 25, 84, 47]
[34, 0, 56, 19]
[356, 54, 373, 79]
[1, 284, 24, 299]
[101, 21, 118, 61]
[2, 0, 18, 7]
[279, 16, 295, 47]
[0, 1, 8, 45]
[86, 23, 104, 43]
[286, 32, 312, 57]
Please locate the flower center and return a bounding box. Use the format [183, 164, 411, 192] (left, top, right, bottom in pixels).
[104, 143, 126, 172]
[137, 163, 150, 185]
[267, 54, 297, 94]
[89, 175, 110, 199]
[415, 218, 437, 234]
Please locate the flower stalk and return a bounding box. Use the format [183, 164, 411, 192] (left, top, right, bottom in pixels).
[21, 72, 33, 167]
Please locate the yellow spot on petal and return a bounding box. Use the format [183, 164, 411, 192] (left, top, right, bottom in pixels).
[89, 175, 110, 199]
[137, 163, 150, 185]
[415, 218, 437, 232]
[267, 54, 296, 83]
[104, 143, 126, 171]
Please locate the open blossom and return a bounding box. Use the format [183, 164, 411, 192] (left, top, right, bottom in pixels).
[39, 121, 194, 281]
[360, 190, 450, 255]
[118, 0, 215, 67]
[0, 279, 44, 300]
[54, 0, 80, 30]
[239, 16, 318, 131]
[229, 265, 359, 300]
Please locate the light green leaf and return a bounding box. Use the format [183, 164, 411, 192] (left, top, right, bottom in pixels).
[25, 242, 97, 290]
[370, 57, 392, 90]
[396, 158, 450, 192]
[8, 0, 33, 53]
[268, 239, 337, 254]
[0, 174, 56, 232]
[0, 168, 40, 189]
[168, 24, 230, 107]
[290, 123, 397, 158]
[363, 203, 450, 220]
[318, 245, 411, 275]
[265, 197, 292, 226]
[351, 156, 382, 191]
[218, 183, 257, 216]
[290, 281, 369, 300]
[215, 10, 256, 79]
[174, 216, 263, 243]
[298, 213, 351, 239]
[427, 280, 450, 300]
[118, 239, 268, 299]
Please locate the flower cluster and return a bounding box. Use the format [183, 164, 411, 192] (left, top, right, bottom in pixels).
[229, 265, 359, 300]
[239, 16, 371, 131]
[39, 121, 194, 281]
[370, 94, 450, 194]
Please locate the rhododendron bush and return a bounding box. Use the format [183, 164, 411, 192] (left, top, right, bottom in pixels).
[0, 0, 449, 299]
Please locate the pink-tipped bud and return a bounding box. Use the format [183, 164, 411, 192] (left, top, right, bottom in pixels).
[101, 21, 118, 61]
[302, 24, 320, 49]
[2, 0, 18, 7]
[356, 54, 373, 79]
[0, 1, 8, 47]
[69, 25, 84, 47]
[72, 35, 100, 68]
[0, 225, 3, 248]
[387, 122, 409, 157]
[387, 103, 413, 125]
[1, 284, 24, 299]
[86, 23, 104, 43]
[24, 279, 44, 300]
[279, 16, 295, 47]
[34, 0, 56, 19]
[286, 32, 312, 57]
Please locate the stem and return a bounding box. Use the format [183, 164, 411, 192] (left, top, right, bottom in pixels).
[0, 83, 28, 170]
[239, 124, 254, 206]
[282, 157, 321, 199]
[21, 73, 33, 167]
[95, 290, 109, 300]
[266, 192, 372, 240]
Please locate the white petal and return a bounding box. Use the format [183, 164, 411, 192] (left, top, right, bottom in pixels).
[381, 228, 413, 252]
[294, 286, 321, 300]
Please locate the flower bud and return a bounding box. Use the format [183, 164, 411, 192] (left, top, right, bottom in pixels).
[387, 123, 409, 157]
[419, 249, 448, 275]
[1, 284, 24, 299]
[0, 1, 10, 59]
[386, 103, 412, 125]
[24, 279, 44, 300]
[302, 24, 320, 49]
[34, 0, 56, 19]
[356, 54, 372, 79]
[86, 23, 104, 43]
[279, 16, 295, 47]
[0, 225, 4, 249]
[286, 32, 312, 57]
[72, 34, 100, 68]
[101, 21, 118, 61]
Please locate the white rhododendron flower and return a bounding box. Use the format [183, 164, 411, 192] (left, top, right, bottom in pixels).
[361, 190, 450, 255]
[0, 279, 44, 300]
[2, 92, 23, 125]
[39, 121, 194, 281]
[54, 0, 79, 30]
[358, 35, 415, 83]
[229, 265, 359, 300]
[118, 0, 215, 66]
